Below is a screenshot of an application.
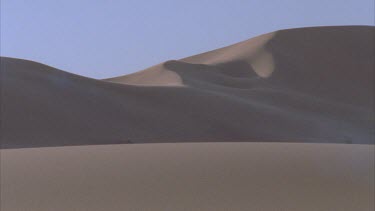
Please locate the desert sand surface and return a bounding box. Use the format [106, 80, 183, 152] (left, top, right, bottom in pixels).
[1, 26, 374, 148]
[0, 25, 374, 210]
[1, 143, 374, 211]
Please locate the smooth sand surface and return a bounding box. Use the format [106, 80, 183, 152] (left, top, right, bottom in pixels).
[1, 143, 374, 211]
[1, 26, 374, 210]
[1, 26, 373, 148]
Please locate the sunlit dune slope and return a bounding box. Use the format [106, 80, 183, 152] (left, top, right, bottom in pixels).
[1, 26, 374, 148]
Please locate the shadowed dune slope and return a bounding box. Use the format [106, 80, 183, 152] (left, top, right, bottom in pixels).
[1, 26, 374, 148]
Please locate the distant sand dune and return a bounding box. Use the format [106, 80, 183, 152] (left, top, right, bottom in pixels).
[1, 26, 374, 148]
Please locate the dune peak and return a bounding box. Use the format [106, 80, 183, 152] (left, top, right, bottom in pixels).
[1, 26, 374, 148]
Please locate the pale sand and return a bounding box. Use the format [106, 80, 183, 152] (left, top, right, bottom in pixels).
[107, 31, 276, 85]
[1, 143, 374, 211]
[1, 26, 374, 148]
[1, 25, 374, 210]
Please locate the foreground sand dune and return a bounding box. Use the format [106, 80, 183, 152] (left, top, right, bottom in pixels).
[1, 143, 374, 211]
[1, 26, 374, 148]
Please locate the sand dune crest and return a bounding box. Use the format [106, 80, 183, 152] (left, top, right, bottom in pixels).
[1, 26, 374, 148]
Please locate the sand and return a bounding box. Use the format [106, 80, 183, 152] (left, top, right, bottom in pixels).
[0, 25, 374, 210]
[1, 26, 374, 148]
[1, 143, 374, 211]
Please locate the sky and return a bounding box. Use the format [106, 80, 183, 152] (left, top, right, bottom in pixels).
[1, 0, 374, 78]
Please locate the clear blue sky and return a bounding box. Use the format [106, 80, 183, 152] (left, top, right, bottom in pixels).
[1, 0, 374, 78]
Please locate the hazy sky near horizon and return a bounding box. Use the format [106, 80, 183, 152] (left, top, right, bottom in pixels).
[1, 0, 374, 78]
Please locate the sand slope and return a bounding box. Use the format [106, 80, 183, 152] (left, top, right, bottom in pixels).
[1, 26, 374, 211]
[1, 26, 374, 148]
[1, 143, 374, 211]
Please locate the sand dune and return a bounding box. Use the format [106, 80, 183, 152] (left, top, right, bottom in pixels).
[1, 143, 374, 211]
[1, 26, 374, 148]
[1, 26, 374, 211]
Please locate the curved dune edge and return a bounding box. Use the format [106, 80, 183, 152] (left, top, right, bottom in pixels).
[183, 32, 276, 78]
[1, 143, 374, 211]
[105, 32, 276, 86]
[1, 26, 374, 148]
[249, 47, 274, 77]
[105, 63, 185, 86]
